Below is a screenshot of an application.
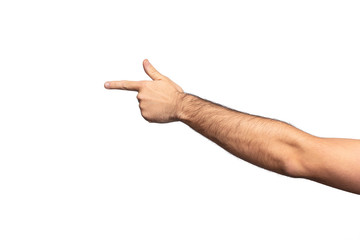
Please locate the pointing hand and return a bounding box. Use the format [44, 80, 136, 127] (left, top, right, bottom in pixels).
[104, 59, 185, 123]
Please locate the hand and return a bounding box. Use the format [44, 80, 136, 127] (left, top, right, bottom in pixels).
[104, 59, 185, 123]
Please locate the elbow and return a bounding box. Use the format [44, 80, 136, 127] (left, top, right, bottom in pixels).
[277, 136, 314, 179]
[282, 153, 308, 179]
[267, 147, 307, 178]
[283, 135, 323, 179]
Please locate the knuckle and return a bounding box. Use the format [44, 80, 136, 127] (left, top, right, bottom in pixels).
[136, 93, 142, 100]
[122, 81, 128, 90]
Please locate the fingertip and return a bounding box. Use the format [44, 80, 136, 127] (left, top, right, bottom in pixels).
[143, 59, 150, 67]
[104, 82, 110, 89]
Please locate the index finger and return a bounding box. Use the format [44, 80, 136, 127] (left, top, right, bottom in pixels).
[104, 80, 147, 91]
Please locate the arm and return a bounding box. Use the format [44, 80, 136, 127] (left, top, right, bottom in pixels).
[105, 59, 360, 194]
[178, 94, 360, 194]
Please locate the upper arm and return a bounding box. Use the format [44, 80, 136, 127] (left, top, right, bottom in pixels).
[299, 136, 360, 194]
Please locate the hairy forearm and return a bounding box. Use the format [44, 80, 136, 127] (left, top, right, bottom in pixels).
[177, 93, 311, 177]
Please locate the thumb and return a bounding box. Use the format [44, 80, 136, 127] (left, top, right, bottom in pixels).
[143, 59, 164, 80]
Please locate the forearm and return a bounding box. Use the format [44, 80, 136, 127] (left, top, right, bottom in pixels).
[177, 93, 311, 177]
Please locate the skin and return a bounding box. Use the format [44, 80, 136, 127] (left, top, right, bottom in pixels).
[105, 59, 360, 195]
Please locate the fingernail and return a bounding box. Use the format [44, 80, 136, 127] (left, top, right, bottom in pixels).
[105, 82, 110, 88]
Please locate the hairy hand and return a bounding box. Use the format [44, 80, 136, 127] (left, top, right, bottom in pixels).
[104, 59, 184, 123]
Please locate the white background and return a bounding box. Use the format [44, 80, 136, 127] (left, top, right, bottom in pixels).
[0, 0, 359, 239]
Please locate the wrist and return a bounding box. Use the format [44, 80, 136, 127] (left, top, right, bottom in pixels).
[175, 92, 188, 122]
[175, 92, 197, 122]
